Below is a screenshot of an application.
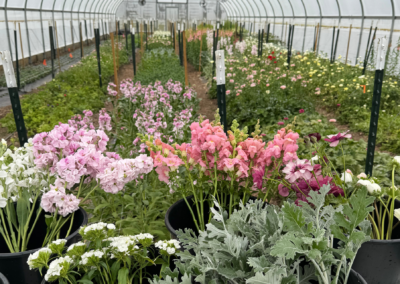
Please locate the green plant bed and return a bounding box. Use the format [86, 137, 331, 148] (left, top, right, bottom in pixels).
[0, 40, 129, 136]
[133, 48, 185, 85]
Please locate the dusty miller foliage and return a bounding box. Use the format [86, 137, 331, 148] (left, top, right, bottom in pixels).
[151, 185, 373, 284]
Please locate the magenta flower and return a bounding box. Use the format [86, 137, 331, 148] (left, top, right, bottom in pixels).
[324, 131, 352, 147]
[282, 159, 314, 183]
[277, 122, 285, 125]
[299, 109, 305, 114]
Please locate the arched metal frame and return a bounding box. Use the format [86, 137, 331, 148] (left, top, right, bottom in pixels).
[0, 0, 398, 66]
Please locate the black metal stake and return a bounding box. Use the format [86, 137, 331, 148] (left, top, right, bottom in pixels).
[49, 25, 55, 79]
[330, 26, 336, 63]
[137, 21, 139, 48]
[145, 23, 148, 50]
[125, 23, 128, 50]
[85, 20, 89, 46]
[212, 30, 216, 76]
[365, 68, 384, 176]
[217, 84, 227, 132]
[266, 23, 270, 43]
[172, 23, 175, 50]
[258, 29, 261, 57]
[9, 87, 27, 146]
[363, 27, 378, 75]
[178, 28, 182, 65]
[332, 28, 340, 63]
[131, 32, 136, 76]
[287, 25, 294, 69]
[261, 28, 264, 55]
[95, 28, 102, 88]
[14, 30, 20, 90]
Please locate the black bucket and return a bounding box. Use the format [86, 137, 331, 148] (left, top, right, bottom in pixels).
[0, 207, 88, 284]
[165, 195, 262, 239]
[350, 200, 400, 284]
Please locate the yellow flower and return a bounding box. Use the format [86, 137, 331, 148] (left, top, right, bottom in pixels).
[344, 88, 348, 91]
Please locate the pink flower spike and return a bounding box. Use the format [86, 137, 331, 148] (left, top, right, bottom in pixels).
[329, 119, 337, 122]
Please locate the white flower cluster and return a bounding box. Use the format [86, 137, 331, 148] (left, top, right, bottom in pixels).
[45, 256, 73, 281]
[80, 250, 104, 266]
[67, 241, 86, 252]
[155, 239, 181, 255]
[153, 31, 170, 39]
[52, 239, 67, 245]
[0, 138, 51, 207]
[27, 247, 52, 270]
[107, 236, 139, 258]
[357, 179, 381, 194]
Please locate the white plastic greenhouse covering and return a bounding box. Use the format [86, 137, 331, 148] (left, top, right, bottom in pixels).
[1, 0, 400, 67]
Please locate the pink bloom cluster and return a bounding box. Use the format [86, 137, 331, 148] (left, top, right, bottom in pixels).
[113, 80, 197, 155]
[99, 109, 112, 131]
[251, 45, 258, 56]
[150, 120, 300, 192]
[97, 155, 153, 193]
[41, 182, 80, 217]
[68, 110, 94, 130]
[235, 41, 247, 54]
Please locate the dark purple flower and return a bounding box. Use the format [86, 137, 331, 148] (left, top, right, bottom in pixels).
[337, 104, 341, 107]
[299, 109, 305, 114]
[277, 121, 285, 125]
[324, 130, 352, 147]
[307, 133, 321, 143]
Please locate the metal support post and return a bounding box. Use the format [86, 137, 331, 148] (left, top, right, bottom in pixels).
[365, 38, 387, 176]
[0, 51, 28, 146]
[94, 24, 102, 88]
[14, 29, 20, 90]
[131, 28, 136, 76]
[216, 50, 227, 132]
[49, 23, 55, 79]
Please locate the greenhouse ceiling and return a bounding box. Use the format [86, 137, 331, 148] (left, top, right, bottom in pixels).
[0, 0, 399, 66]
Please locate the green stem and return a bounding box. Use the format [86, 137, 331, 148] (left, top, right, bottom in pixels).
[21, 194, 41, 251]
[0, 209, 14, 252]
[368, 214, 380, 239]
[80, 185, 99, 205]
[65, 212, 75, 238]
[340, 144, 348, 199]
[182, 195, 200, 232]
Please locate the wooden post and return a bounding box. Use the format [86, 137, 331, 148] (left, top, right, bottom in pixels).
[199, 29, 203, 71]
[18, 23, 25, 68]
[110, 33, 119, 98]
[54, 22, 62, 72]
[183, 31, 188, 87]
[345, 24, 353, 64]
[314, 23, 320, 52]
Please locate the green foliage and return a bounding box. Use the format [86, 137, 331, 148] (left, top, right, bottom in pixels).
[0, 40, 129, 136]
[134, 48, 185, 85]
[151, 186, 373, 284]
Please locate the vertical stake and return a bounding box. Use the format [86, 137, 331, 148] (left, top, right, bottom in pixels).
[125, 22, 128, 50]
[332, 28, 340, 63]
[140, 23, 144, 54]
[94, 24, 102, 88]
[18, 23, 25, 68]
[0, 51, 27, 146]
[261, 28, 264, 55]
[183, 31, 188, 87]
[345, 24, 353, 64]
[330, 25, 336, 63]
[110, 33, 119, 98]
[48, 23, 55, 79]
[266, 23, 270, 43]
[365, 38, 387, 176]
[363, 27, 378, 75]
[314, 23, 320, 52]
[131, 28, 136, 76]
[85, 20, 89, 46]
[54, 22, 62, 73]
[79, 22, 83, 58]
[199, 28, 203, 71]
[258, 29, 261, 57]
[178, 23, 182, 65]
[216, 50, 226, 132]
[14, 29, 20, 90]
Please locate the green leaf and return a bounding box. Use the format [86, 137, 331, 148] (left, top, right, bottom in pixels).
[16, 196, 29, 232]
[77, 280, 93, 284]
[281, 202, 306, 233]
[117, 267, 129, 284]
[270, 232, 307, 259]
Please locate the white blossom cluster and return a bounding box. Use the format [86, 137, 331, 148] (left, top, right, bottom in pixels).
[153, 31, 170, 39]
[45, 256, 73, 281]
[107, 236, 140, 258]
[67, 241, 86, 252]
[80, 250, 104, 266]
[0, 138, 50, 207]
[155, 239, 181, 255]
[83, 222, 115, 234]
[27, 247, 52, 270]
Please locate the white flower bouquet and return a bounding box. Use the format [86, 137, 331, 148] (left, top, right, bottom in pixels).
[28, 222, 179, 284]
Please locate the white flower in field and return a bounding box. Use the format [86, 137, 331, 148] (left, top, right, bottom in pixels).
[395, 209, 400, 221]
[0, 197, 6, 208]
[27, 247, 52, 270]
[393, 156, 400, 167]
[107, 224, 116, 230]
[310, 155, 319, 165]
[357, 179, 381, 194]
[340, 171, 353, 184]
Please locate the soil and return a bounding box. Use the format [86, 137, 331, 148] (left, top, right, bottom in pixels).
[186, 62, 217, 120]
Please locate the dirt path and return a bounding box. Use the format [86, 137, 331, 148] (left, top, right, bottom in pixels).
[186, 62, 217, 120]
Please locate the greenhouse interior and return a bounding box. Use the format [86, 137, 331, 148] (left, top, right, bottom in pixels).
[0, 0, 400, 283]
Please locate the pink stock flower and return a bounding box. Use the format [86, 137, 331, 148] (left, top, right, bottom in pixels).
[324, 131, 352, 147]
[282, 159, 314, 183]
[329, 119, 337, 122]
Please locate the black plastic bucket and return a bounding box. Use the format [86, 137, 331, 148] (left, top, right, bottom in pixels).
[0, 207, 88, 284]
[0, 273, 9, 284]
[165, 195, 262, 239]
[350, 200, 400, 284]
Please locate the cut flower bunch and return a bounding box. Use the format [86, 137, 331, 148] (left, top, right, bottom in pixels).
[28, 222, 180, 284]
